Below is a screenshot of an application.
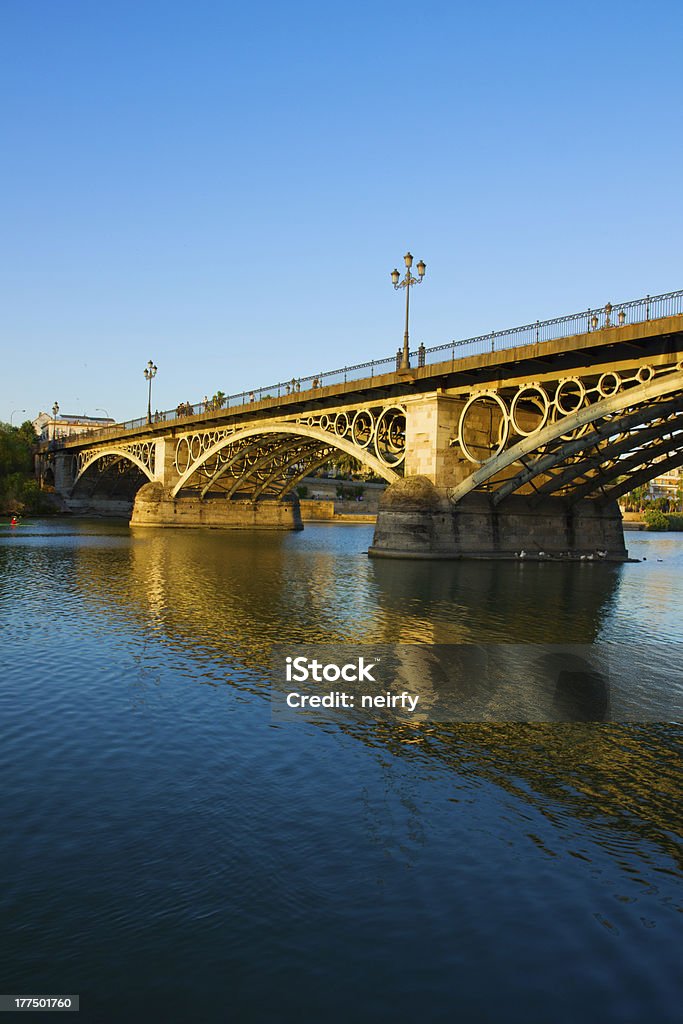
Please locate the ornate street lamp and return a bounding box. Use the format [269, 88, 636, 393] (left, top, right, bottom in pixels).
[391, 252, 426, 370]
[144, 360, 158, 425]
[51, 401, 59, 441]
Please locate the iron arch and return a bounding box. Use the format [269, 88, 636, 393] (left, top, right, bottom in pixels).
[71, 446, 156, 492]
[448, 369, 683, 506]
[171, 422, 400, 499]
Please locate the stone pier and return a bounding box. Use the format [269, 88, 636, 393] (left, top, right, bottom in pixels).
[130, 482, 302, 530]
[368, 477, 627, 560]
[369, 392, 629, 560]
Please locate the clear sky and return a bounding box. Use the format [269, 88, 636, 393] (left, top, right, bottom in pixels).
[1, 0, 681, 424]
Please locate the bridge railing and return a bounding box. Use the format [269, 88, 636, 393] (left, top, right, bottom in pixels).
[61, 287, 683, 445]
[423, 289, 683, 361]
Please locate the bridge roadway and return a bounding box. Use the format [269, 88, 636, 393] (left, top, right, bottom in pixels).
[41, 290, 683, 560]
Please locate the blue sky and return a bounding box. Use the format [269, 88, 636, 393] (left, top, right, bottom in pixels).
[1, 0, 681, 423]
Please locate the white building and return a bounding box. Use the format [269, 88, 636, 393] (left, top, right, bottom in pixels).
[648, 466, 682, 504]
[33, 412, 115, 441]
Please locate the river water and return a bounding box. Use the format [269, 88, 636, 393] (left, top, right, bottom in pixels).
[0, 520, 681, 1023]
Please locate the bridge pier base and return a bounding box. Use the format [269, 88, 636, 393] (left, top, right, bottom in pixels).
[369, 477, 628, 561]
[130, 482, 303, 531]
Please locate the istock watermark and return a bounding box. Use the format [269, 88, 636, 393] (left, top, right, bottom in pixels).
[273, 646, 425, 720]
[278, 651, 419, 714]
[271, 643, 683, 723]
[285, 655, 379, 683]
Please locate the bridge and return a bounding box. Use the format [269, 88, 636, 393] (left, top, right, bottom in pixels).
[40, 288, 683, 560]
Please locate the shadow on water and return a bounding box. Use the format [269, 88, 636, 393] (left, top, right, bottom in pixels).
[369, 556, 623, 643]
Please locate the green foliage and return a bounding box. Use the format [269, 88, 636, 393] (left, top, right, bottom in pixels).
[622, 484, 648, 511]
[295, 485, 308, 498]
[0, 421, 48, 514]
[642, 507, 668, 531]
[323, 453, 363, 479]
[0, 421, 34, 476]
[0, 474, 54, 515]
[665, 513, 683, 531]
[622, 481, 683, 515]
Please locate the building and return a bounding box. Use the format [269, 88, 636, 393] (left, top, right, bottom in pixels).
[33, 412, 115, 441]
[648, 466, 682, 504]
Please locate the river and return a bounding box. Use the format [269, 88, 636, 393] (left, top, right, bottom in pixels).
[0, 520, 681, 1023]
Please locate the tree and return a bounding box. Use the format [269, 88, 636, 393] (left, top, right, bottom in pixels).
[0, 421, 49, 514]
[622, 483, 648, 511]
[643, 508, 668, 531]
[675, 481, 683, 513]
[0, 421, 34, 476]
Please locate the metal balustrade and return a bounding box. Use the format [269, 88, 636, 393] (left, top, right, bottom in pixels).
[57, 287, 683, 445]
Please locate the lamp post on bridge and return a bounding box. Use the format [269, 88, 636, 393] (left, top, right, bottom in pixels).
[391, 251, 426, 370]
[51, 401, 59, 442]
[144, 360, 157, 425]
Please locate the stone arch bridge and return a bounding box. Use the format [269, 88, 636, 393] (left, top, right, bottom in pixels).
[41, 291, 683, 559]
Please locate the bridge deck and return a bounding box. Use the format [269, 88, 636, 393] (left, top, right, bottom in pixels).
[45, 312, 683, 452]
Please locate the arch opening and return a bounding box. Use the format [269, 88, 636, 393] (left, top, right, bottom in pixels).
[171, 423, 401, 500]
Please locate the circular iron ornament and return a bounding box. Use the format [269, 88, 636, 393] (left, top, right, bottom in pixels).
[351, 409, 375, 449]
[175, 437, 191, 475]
[509, 384, 549, 437]
[554, 377, 586, 416]
[458, 392, 510, 465]
[597, 371, 622, 398]
[334, 412, 349, 437]
[202, 452, 220, 476]
[383, 413, 405, 452]
[189, 435, 203, 461]
[319, 414, 330, 431]
[636, 365, 654, 384]
[374, 406, 406, 466]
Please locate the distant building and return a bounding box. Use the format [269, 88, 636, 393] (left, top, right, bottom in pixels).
[649, 466, 682, 503]
[33, 412, 115, 441]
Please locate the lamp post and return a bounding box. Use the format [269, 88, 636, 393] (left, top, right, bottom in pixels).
[391, 252, 426, 370]
[52, 401, 60, 442]
[10, 409, 25, 426]
[95, 407, 110, 420]
[144, 360, 157, 425]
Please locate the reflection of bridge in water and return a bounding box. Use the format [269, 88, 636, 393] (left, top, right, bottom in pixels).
[42, 288, 683, 559]
[75, 524, 630, 722]
[68, 524, 683, 871]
